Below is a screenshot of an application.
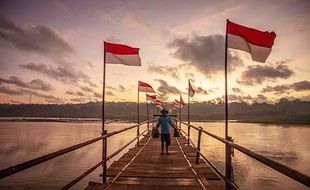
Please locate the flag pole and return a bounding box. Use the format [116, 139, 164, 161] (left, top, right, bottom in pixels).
[137, 82, 140, 146]
[225, 19, 229, 140]
[146, 95, 149, 133]
[225, 19, 229, 139]
[102, 41, 107, 183]
[225, 19, 233, 190]
[187, 80, 190, 145]
[188, 80, 190, 125]
[137, 82, 140, 124]
[102, 42, 106, 134]
[153, 105, 155, 118]
[179, 94, 182, 128]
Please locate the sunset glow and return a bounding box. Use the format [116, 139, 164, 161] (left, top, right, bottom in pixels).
[0, 0, 309, 104]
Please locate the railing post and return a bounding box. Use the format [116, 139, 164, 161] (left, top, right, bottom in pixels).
[147, 120, 150, 134]
[187, 125, 190, 145]
[196, 127, 203, 164]
[137, 125, 140, 147]
[102, 130, 107, 183]
[225, 136, 233, 190]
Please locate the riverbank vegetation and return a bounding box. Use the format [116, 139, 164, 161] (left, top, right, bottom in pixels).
[0, 99, 309, 124]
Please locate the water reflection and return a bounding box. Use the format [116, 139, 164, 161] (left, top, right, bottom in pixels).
[0, 122, 309, 190]
[0, 122, 145, 190]
[182, 122, 310, 190]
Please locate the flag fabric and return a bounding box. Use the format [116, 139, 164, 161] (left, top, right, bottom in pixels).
[174, 99, 185, 108]
[172, 101, 179, 108]
[146, 94, 156, 102]
[138, 81, 155, 93]
[227, 20, 276, 63]
[180, 95, 185, 107]
[189, 80, 195, 97]
[156, 104, 163, 110]
[174, 100, 181, 105]
[104, 41, 141, 66]
[155, 100, 163, 109]
[155, 100, 163, 106]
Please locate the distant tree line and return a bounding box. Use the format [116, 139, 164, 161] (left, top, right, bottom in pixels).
[0, 98, 309, 124]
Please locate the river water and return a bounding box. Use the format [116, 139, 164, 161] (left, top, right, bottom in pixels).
[0, 121, 309, 190]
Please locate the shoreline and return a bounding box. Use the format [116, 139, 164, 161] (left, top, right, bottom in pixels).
[0, 117, 309, 125]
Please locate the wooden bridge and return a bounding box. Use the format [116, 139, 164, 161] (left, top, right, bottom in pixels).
[87, 132, 224, 190]
[0, 120, 309, 190]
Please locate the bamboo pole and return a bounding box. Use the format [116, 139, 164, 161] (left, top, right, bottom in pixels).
[137, 83, 140, 146]
[179, 94, 182, 128]
[146, 98, 149, 133]
[224, 19, 232, 190]
[102, 41, 107, 183]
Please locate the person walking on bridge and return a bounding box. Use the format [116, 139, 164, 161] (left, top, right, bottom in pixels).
[156, 109, 177, 155]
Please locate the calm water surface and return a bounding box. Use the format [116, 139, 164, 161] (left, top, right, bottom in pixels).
[0, 121, 309, 190]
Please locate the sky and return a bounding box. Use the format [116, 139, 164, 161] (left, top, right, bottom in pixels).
[0, 0, 309, 104]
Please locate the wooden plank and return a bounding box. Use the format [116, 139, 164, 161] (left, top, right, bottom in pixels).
[88, 178, 202, 190]
[87, 131, 225, 190]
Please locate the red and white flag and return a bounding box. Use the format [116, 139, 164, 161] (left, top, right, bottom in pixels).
[180, 95, 185, 107]
[172, 101, 179, 108]
[104, 41, 141, 66]
[155, 100, 163, 109]
[174, 98, 185, 108]
[146, 94, 156, 102]
[189, 80, 195, 97]
[227, 20, 276, 63]
[138, 81, 155, 93]
[155, 99, 163, 105]
[156, 104, 163, 109]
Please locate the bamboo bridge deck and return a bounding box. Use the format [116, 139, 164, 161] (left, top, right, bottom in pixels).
[86, 133, 225, 190]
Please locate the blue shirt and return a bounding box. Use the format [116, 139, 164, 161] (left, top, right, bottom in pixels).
[158, 116, 172, 134]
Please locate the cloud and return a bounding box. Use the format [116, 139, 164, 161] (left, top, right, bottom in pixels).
[169, 34, 243, 77]
[195, 86, 208, 95]
[216, 93, 269, 103]
[80, 86, 94, 93]
[262, 80, 310, 94]
[15, 88, 62, 103]
[119, 85, 126, 93]
[66, 90, 85, 96]
[105, 36, 121, 43]
[122, 11, 150, 28]
[300, 95, 310, 101]
[106, 91, 114, 96]
[20, 63, 90, 84]
[29, 79, 53, 91]
[0, 86, 23, 95]
[228, 94, 253, 102]
[70, 97, 87, 103]
[106, 85, 127, 93]
[291, 80, 310, 91]
[232, 87, 244, 94]
[156, 79, 181, 96]
[101, 10, 150, 28]
[0, 76, 53, 91]
[0, 76, 28, 88]
[83, 79, 97, 88]
[93, 92, 102, 98]
[106, 85, 117, 91]
[0, 15, 74, 59]
[255, 94, 268, 102]
[147, 65, 180, 79]
[0, 85, 62, 103]
[262, 85, 290, 94]
[237, 62, 294, 85]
